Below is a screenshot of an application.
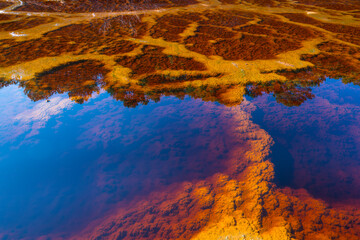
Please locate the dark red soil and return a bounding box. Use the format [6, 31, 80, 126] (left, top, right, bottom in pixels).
[185, 33, 302, 61]
[296, 0, 360, 11]
[0, 14, 20, 21]
[0, 16, 55, 31]
[281, 13, 360, 44]
[181, 13, 317, 60]
[14, 0, 199, 13]
[98, 40, 140, 55]
[116, 45, 207, 75]
[150, 14, 192, 42]
[0, 1, 11, 9]
[0, 16, 148, 67]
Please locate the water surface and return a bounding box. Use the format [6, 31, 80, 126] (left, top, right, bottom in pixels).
[1, 77, 360, 238]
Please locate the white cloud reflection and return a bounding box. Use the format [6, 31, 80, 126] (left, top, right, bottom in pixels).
[14, 96, 73, 138]
[14, 96, 72, 123]
[0, 86, 74, 145]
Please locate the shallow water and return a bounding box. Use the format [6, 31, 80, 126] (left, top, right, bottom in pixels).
[1, 0, 360, 239]
[0, 78, 359, 238]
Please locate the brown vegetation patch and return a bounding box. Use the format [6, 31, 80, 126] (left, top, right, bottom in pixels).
[246, 0, 278, 7]
[167, 0, 199, 7]
[281, 13, 360, 37]
[302, 53, 360, 78]
[0, 14, 20, 21]
[116, 45, 207, 75]
[180, 12, 203, 22]
[186, 33, 301, 61]
[0, 39, 79, 67]
[0, 16, 55, 31]
[183, 13, 316, 60]
[98, 40, 139, 55]
[0, 16, 147, 67]
[149, 12, 205, 42]
[197, 25, 237, 39]
[237, 24, 274, 35]
[218, 0, 238, 4]
[295, 0, 360, 11]
[318, 23, 360, 45]
[280, 13, 360, 45]
[14, 0, 62, 12]
[276, 42, 360, 83]
[200, 10, 252, 27]
[0, 1, 11, 9]
[150, 24, 184, 42]
[45, 16, 147, 39]
[319, 22, 360, 36]
[338, 35, 360, 46]
[20, 60, 110, 102]
[317, 41, 360, 56]
[214, 37, 299, 60]
[261, 18, 316, 40]
[14, 0, 198, 13]
[280, 13, 324, 25]
[150, 15, 191, 42]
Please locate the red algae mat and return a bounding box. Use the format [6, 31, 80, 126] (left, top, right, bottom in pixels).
[0, 0, 360, 239]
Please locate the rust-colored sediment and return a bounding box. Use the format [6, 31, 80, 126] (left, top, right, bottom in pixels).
[0, 0, 360, 238]
[75, 103, 360, 240]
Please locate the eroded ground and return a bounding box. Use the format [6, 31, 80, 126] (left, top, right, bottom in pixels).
[0, 0, 360, 239]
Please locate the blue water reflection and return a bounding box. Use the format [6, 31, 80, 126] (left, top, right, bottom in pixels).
[0, 87, 233, 239]
[1, 78, 360, 238]
[251, 78, 360, 207]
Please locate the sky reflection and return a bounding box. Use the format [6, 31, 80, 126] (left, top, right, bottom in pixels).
[251, 78, 360, 207]
[0, 87, 241, 239]
[1, 75, 360, 239]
